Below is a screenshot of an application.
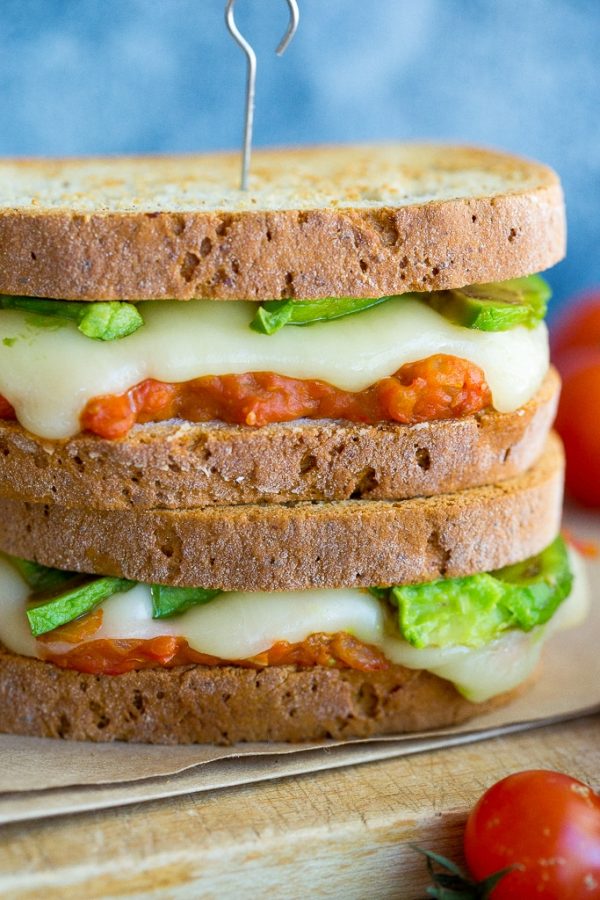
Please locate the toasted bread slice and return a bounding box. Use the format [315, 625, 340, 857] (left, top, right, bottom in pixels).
[0, 645, 533, 744]
[0, 368, 559, 509]
[0, 145, 564, 300]
[0, 434, 563, 591]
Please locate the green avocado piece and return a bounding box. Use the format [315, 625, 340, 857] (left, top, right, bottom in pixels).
[249, 294, 395, 334]
[423, 274, 551, 332]
[388, 536, 572, 649]
[0, 296, 144, 341]
[492, 535, 573, 630]
[77, 302, 144, 340]
[150, 585, 222, 619]
[26, 576, 136, 637]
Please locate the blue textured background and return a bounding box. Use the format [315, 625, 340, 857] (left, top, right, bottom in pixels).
[1, 0, 598, 313]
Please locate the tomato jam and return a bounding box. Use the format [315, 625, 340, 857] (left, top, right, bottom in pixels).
[75, 354, 491, 439]
[42, 631, 389, 676]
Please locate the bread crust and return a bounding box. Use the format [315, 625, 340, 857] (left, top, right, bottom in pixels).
[0, 435, 563, 590]
[0, 369, 559, 509]
[0, 146, 565, 300]
[0, 646, 531, 744]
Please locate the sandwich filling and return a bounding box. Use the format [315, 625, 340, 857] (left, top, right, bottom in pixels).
[0, 538, 587, 702]
[0, 278, 549, 440]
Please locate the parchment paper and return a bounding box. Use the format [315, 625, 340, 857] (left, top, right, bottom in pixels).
[0, 509, 598, 824]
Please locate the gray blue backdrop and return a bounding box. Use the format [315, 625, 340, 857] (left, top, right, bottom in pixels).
[1, 0, 598, 313]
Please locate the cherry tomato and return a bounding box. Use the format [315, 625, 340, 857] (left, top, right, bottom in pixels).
[553, 347, 600, 506]
[464, 769, 600, 899]
[551, 292, 600, 359]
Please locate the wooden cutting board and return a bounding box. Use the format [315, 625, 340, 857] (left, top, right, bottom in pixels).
[0, 714, 597, 899]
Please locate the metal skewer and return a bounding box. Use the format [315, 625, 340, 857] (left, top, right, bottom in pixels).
[225, 0, 300, 190]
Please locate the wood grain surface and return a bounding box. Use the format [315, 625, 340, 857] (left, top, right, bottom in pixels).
[0, 714, 597, 899]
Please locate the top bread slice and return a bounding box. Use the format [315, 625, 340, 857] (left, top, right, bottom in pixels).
[0, 144, 565, 300]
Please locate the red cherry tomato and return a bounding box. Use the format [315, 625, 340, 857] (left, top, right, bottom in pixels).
[553, 347, 600, 506]
[464, 769, 600, 899]
[551, 292, 600, 359]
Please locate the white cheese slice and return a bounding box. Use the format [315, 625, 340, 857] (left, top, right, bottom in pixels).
[0, 297, 548, 439]
[0, 547, 586, 702]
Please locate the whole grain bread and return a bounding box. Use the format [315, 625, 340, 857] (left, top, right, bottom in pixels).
[0, 145, 564, 300]
[0, 434, 563, 590]
[0, 369, 559, 509]
[0, 646, 532, 744]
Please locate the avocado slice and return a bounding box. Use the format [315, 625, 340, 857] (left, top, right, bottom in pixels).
[423, 274, 551, 332]
[0, 296, 144, 341]
[492, 535, 573, 630]
[249, 294, 394, 334]
[385, 536, 572, 649]
[151, 584, 222, 618]
[26, 575, 136, 636]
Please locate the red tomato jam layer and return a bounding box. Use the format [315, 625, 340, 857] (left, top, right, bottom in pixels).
[75, 354, 491, 439]
[41, 631, 390, 676]
[0, 356, 491, 440]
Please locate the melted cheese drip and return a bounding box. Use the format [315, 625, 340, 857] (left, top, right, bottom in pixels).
[0, 549, 587, 703]
[0, 298, 548, 439]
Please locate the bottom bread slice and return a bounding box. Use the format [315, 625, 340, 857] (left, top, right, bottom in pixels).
[0, 648, 531, 744]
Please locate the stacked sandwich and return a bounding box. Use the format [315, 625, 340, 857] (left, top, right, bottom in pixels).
[0, 145, 588, 743]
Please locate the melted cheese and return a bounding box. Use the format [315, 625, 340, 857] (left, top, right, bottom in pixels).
[0, 298, 548, 439]
[0, 549, 587, 702]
